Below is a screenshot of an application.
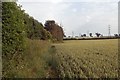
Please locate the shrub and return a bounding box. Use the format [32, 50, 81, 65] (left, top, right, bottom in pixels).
[2, 2, 26, 76]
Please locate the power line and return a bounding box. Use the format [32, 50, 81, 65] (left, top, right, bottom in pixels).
[79, 33, 81, 37]
[72, 31, 74, 38]
[108, 25, 111, 36]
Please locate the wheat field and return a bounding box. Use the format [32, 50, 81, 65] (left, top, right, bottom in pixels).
[53, 39, 118, 78]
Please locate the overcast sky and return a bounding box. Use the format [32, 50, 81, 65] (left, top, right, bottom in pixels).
[18, 0, 119, 36]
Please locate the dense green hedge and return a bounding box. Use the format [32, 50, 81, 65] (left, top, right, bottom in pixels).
[2, 2, 26, 60]
[24, 14, 52, 40]
[2, 2, 53, 59]
[2, 2, 26, 77]
[2, 2, 53, 77]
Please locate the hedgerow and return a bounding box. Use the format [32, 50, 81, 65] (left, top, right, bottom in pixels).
[2, 2, 53, 77]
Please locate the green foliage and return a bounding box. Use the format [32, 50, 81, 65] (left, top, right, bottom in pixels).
[24, 13, 52, 40]
[2, 2, 26, 77]
[2, 2, 53, 77]
[3, 39, 52, 78]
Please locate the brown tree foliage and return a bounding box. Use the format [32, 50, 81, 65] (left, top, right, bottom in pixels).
[44, 20, 64, 41]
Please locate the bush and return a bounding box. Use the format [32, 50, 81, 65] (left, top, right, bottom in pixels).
[2, 2, 26, 76]
[2, 2, 53, 77]
[24, 13, 53, 40]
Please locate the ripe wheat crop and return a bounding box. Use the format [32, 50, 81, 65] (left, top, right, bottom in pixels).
[53, 39, 118, 78]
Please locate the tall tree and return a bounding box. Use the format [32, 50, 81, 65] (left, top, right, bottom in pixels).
[95, 33, 101, 37]
[89, 33, 93, 37]
[44, 20, 64, 42]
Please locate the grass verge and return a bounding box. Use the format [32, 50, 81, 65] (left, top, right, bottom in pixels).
[3, 39, 59, 78]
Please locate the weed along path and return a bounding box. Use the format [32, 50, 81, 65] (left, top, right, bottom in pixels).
[45, 45, 59, 78]
[52, 39, 118, 78]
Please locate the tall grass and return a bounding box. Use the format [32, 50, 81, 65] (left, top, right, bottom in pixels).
[18, 39, 56, 78]
[18, 39, 51, 78]
[3, 39, 59, 78]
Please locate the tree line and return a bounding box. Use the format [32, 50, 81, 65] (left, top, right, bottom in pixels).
[68, 32, 120, 38]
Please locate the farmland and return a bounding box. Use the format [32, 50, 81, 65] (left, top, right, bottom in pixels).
[2, 2, 119, 78]
[53, 39, 118, 78]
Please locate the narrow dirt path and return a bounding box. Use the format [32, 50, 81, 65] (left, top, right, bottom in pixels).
[46, 45, 59, 78]
[46, 67, 59, 78]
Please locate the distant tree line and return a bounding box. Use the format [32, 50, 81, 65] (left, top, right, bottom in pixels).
[114, 34, 120, 37]
[68, 33, 103, 38]
[67, 32, 120, 38]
